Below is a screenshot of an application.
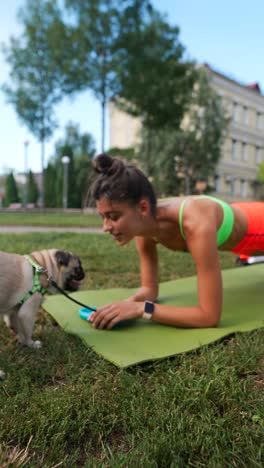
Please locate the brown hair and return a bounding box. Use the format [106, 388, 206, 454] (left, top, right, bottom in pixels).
[91, 153, 157, 215]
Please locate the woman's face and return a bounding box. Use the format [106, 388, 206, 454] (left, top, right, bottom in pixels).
[96, 197, 145, 246]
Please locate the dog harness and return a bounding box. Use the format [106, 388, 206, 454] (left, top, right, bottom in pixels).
[19, 256, 48, 305]
[179, 195, 235, 247]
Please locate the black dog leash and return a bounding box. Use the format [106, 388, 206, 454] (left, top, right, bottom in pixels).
[50, 280, 97, 311]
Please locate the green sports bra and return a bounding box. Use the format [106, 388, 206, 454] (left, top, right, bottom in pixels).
[179, 195, 234, 247]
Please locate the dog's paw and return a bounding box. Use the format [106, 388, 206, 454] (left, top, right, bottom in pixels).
[30, 340, 42, 349]
[0, 370, 6, 380]
[22, 339, 42, 349]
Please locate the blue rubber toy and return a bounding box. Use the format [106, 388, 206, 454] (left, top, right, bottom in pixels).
[79, 307, 96, 321]
[78, 307, 129, 328]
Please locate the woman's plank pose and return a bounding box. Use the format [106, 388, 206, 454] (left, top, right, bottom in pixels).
[89, 153, 264, 330]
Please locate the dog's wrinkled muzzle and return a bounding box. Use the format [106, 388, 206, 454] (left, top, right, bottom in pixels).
[65, 265, 85, 291]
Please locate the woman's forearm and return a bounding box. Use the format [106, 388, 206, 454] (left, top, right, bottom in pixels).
[134, 302, 221, 328]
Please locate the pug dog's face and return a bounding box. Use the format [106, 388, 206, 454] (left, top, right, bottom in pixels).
[54, 250, 85, 291]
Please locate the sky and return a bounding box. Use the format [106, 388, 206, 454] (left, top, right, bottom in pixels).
[0, 0, 263, 174]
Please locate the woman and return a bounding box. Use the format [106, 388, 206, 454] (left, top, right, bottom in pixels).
[89, 153, 264, 330]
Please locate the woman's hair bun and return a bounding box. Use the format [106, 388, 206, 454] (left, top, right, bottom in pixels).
[93, 153, 124, 176]
[90, 152, 157, 214]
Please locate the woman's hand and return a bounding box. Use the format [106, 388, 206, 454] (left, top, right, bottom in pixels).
[89, 301, 143, 330]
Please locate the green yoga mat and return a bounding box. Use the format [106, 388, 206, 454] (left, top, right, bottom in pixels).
[43, 266, 264, 368]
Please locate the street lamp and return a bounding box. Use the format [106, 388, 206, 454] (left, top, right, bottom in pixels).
[62, 155, 70, 209]
[24, 140, 29, 209]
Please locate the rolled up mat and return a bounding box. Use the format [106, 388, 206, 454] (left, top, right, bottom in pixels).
[42, 266, 264, 368]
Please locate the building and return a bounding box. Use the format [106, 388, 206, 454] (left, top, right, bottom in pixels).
[109, 64, 264, 201]
[206, 65, 264, 201]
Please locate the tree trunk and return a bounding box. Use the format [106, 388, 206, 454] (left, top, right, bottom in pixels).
[39, 139, 45, 208]
[101, 96, 105, 153]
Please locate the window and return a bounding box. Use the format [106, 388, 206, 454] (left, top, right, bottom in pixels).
[231, 140, 237, 160]
[255, 146, 262, 164]
[240, 179, 247, 198]
[214, 174, 220, 192]
[242, 142, 248, 161]
[243, 106, 248, 125]
[233, 102, 239, 122]
[230, 177, 236, 195]
[256, 112, 262, 129]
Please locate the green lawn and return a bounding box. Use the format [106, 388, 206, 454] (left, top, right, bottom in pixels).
[0, 233, 263, 466]
[0, 211, 102, 227]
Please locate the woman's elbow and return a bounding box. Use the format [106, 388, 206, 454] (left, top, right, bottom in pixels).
[199, 309, 221, 328]
[206, 317, 220, 328]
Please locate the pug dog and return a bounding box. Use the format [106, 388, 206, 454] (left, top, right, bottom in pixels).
[0, 249, 85, 379]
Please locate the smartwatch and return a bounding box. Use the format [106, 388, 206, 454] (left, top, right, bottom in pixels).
[143, 301, 155, 320]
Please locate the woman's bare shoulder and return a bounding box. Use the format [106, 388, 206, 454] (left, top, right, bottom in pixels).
[156, 196, 184, 218]
[182, 197, 217, 238]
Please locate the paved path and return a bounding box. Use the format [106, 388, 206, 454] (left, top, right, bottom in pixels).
[0, 226, 103, 233]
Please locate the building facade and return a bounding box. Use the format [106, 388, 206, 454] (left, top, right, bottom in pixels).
[207, 65, 264, 201]
[109, 65, 264, 201]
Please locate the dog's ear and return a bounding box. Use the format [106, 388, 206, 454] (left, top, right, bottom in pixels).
[55, 250, 71, 266]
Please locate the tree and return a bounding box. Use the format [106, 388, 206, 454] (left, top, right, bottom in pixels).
[258, 162, 264, 184]
[4, 172, 20, 206]
[116, 5, 196, 130]
[137, 127, 183, 196]
[2, 0, 65, 207]
[108, 146, 136, 161]
[58, 0, 164, 151]
[44, 162, 57, 207]
[27, 170, 39, 204]
[62, 0, 124, 152]
[45, 122, 96, 208]
[176, 70, 230, 194]
[138, 69, 230, 196]
[255, 161, 264, 200]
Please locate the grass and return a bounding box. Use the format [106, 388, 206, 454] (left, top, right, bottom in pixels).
[0, 211, 102, 227]
[0, 233, 263, 467]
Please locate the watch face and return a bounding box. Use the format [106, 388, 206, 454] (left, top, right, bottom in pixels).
[144, 301, 154, 314]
